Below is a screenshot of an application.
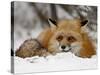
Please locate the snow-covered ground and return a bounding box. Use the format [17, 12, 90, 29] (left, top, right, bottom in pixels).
[14, 52, 97, 74]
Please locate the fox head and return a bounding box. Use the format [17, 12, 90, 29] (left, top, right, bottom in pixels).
[48, 18, 88, 54]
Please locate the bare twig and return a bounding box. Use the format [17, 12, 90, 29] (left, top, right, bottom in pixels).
[31, 3, 49, 25]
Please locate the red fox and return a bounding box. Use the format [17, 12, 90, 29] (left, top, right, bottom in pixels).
[16, 18, 96, 58]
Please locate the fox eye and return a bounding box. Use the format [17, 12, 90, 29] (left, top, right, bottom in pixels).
[57, 35, 63, 41]
[67, 36, 76, 42]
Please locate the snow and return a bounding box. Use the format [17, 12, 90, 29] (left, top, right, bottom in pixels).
[14, 52, 97, 74]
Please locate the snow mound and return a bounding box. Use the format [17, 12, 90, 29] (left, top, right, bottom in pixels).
[14, 52, 97, 74]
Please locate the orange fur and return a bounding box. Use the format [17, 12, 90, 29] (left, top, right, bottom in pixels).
[37, 19, 96, 58]
[79, 33, 96, 58]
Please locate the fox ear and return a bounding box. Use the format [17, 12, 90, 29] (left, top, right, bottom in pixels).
[81, 19, 88, 26]
[48, 18, 57, 27]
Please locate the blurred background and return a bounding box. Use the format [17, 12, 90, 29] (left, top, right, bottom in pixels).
[11, 1, 97, 51]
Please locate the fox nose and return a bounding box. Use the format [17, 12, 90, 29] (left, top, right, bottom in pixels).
[61, 45, 66, 49]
